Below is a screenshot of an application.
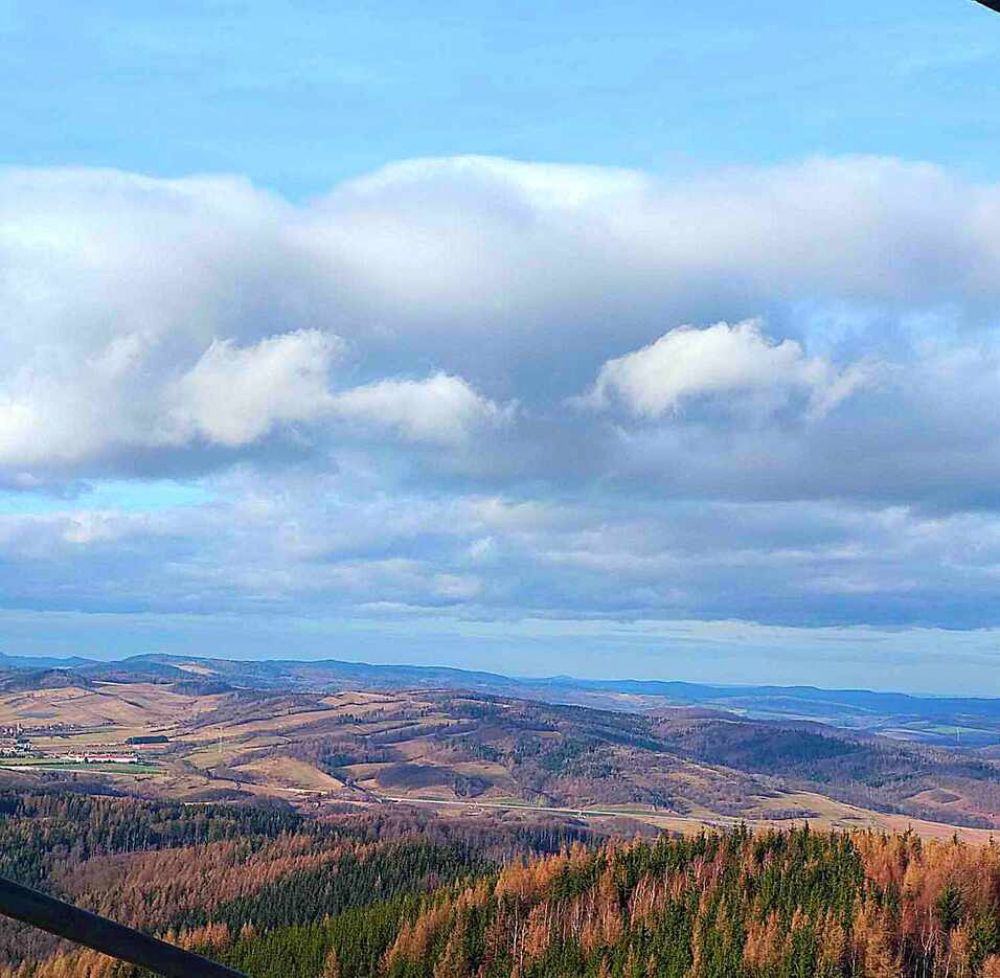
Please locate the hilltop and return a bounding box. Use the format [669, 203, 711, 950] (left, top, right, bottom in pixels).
[3, 651, 1000, 747]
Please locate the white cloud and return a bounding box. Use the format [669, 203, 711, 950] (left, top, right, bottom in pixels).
[585, 319, 872, 419]
[0, 156, 996, 518]
[343, 155, 650, 209]
[330, 372, 511, 445]
[1, 156, 1000, 545]
[6, 155, 1000, 651]
[167, 330, 341, 447]
[0, 319, 499, 467]
[0, 328, 344, 466]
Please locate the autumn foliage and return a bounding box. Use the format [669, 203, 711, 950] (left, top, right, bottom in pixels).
[6, 793, 1000, 978]
[380, 828, 1000, 978]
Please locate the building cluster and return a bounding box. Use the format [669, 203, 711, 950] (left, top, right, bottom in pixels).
[59, 752, 140, 765]
[1, 723, 142, 764]
[0, 723, 35, 757]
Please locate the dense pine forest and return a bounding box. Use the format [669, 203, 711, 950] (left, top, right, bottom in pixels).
[5, 791, 1000, 977]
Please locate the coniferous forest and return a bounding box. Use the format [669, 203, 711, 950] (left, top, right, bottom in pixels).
[4, 791, 1000, 977]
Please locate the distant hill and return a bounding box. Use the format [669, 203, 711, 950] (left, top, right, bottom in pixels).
[4, 671, 1000, 833]
[0, 653, 94, 670]
[4, 650, 1000, 747]
[0, 668, 93, 693]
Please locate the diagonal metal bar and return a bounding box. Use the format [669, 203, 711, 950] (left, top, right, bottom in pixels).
[0, 876, 247, 978]
[974, 0, 1000, 12]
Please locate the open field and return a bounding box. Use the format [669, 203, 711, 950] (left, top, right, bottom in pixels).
[0, 760, 160, 774]
[371, 791, 1000, 844]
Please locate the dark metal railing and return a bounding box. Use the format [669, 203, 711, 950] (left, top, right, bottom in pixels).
[0, 876, 247, 978]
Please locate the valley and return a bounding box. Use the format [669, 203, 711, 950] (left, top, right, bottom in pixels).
[4, 663, 1000, 841]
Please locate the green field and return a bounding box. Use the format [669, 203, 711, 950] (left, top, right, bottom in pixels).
[0, 758, 160, 774]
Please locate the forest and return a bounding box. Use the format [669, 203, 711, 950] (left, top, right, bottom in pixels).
[4, 789, 1000, 977]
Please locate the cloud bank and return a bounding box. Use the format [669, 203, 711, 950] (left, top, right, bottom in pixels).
[4, 154, 1000, 670]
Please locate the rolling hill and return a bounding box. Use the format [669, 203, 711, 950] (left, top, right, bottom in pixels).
[3, 651, 1000, 747]
[4, 670, 1000, 837]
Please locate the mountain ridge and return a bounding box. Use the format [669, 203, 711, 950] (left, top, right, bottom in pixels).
[3, 650, 1000, 746]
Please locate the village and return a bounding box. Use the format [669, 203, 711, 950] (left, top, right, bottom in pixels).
[0, 723, 142, 766]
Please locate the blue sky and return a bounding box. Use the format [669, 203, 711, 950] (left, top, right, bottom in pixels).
[2, 0, 1000, 692]
[5, 0, 1000, 195]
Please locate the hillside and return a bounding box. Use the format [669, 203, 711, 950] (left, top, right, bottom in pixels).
[4, 652, 1000, 747]
[4, 675, 1000, 836]
[5, 793, 1000, 978]
[7, 673, 1000, 977]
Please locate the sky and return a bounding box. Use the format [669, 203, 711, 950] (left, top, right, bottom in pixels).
[2, 0, 1000, 692]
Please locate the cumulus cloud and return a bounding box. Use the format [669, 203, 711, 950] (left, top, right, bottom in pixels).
[167, 330, 342, 447]
[0, 328, 343, 466]
[6, 156, 1000, 642]
[585, 319, 872, 420]
[0, 320, 500, 470]
[330, 373, 511, 445]
[2, 156, 1000, 502]
[4, 155, 1000, 408]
